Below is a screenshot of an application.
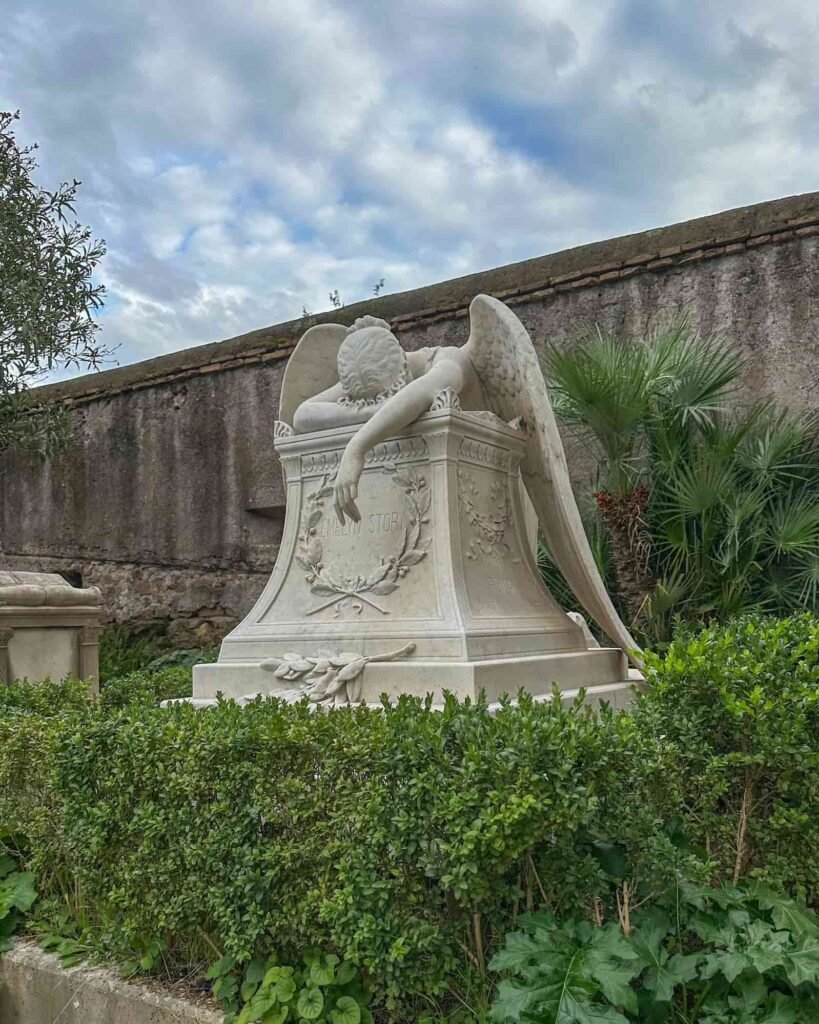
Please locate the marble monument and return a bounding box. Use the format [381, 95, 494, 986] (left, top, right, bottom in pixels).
[193, 295, 641, 707]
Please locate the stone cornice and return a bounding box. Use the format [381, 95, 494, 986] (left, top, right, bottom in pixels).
[36, 192, 819, 409]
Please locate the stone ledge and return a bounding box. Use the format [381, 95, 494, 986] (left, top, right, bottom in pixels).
[0, 940, 222, 1024]
[33, 191, 819, 409]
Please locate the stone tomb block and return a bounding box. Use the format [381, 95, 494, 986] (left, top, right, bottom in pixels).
[0, 571, 103, 694]
[194, 408, 630, 705]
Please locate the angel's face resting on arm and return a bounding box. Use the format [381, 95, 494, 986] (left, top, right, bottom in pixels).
[291, 314, 471, 523]
[292, 321, 409, 433]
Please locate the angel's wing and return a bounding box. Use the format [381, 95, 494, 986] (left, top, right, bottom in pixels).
[465, 294, 642, 667]
[278, 323, 347, 427]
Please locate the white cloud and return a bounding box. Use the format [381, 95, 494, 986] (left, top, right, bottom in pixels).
[0, 0, 817, 376]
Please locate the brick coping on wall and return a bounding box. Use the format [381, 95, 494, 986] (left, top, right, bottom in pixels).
[37, 191, 819, 409]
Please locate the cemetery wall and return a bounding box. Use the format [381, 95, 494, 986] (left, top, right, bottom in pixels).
[1, 192, 818, 642]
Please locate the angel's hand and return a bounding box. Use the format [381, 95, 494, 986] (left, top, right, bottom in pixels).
[334, 441, 365, 524]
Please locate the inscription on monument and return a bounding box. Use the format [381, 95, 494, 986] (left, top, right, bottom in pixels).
[314, 510, 409, 539]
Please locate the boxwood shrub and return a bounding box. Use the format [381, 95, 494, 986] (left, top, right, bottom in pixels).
[0, 682, 681, 1009]
[633, 612, 819, 902]
[2, 612, 819, 1017]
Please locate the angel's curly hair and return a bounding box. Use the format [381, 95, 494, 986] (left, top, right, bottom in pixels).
[337, 321, 409, 408]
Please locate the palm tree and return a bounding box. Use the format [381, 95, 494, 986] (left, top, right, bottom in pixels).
[545, 316, 819, 641]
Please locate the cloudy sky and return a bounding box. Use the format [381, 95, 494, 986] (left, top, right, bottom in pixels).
[2, 0, 818, 376]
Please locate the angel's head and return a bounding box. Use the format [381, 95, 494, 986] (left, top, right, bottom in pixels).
[337, 316, 409, 408]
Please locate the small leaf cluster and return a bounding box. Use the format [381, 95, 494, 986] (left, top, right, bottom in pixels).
[208, 949, 372, 1024]
[490, 880, 819, 1022]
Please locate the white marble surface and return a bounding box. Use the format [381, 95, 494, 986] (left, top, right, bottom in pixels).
[194, 294, 640, 709]
[194, 409, 631, 704]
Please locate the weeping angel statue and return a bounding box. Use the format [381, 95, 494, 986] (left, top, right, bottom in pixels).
[281, 294, 640, 664]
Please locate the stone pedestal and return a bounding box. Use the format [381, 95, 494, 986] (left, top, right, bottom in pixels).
[194, 408, 632, 706]
[0, 572, 103, 694]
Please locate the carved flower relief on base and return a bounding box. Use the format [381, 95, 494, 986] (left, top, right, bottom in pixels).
[295, 465, 431, 618]
[430, 387, 462, 412]
[260, 642, 416, 705]
[457, 467, 519, 563]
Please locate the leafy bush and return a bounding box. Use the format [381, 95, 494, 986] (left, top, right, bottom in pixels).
[489, 879, 819, 1022]
[98, 620, 216, 683]
[545, 316, 819, 642]
[0, 690, 680, 1012]
[0, 676, 91, 715]
[99, 665, 194, 708]
[3, 614, 819, 1019]
[633, 613, 819, 904]
[144, 645, 218, 673]
[98, 622, 174, 681]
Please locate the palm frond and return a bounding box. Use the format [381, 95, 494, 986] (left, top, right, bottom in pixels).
[764, 494, 819, 558]
[737, 408, 819, 486]
[794, 555, 819, 610]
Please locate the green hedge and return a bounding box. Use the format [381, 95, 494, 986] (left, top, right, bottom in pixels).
[633, 612, 819, 902]
[0, 683, 680, 1011]
[1, 613, 819, 1019]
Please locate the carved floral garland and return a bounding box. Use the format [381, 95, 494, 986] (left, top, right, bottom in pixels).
[296, 465, 431, 617]
[260, 642, 416, 705]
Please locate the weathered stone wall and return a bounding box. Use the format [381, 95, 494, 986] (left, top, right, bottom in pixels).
[2, 193, 817, 641]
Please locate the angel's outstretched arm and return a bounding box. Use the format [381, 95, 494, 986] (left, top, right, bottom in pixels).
[294, 383, 381, 432]
[333, 357, 466, 523]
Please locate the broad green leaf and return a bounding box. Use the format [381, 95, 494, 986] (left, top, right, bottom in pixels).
[561, 991, 629, 1024]
[592, 842, 631, 881]
[245, 959, 267, 986]
[275, 977, 296, 1003]
[585, 931, 641, 1013]
[490, 979, 548, 1022]
[309, 954, 339, 986]
[0, 872, 36, 916]
[297, 986, 325, 1020]
[700, 950, 749, 983]
[750, 884, 819, 939]
[760, 993, 797, 1024]
[729, 974, 766, 1011]
[782, 938, 819, 986]
[489, 931, 545, 972]
[238, 994, 277, 1024]
[206, 955, 237, 980]
[489, 933, 548, 970]
[263, 966, 294, 987]
[629, 912, 682, 1001]
[335, 961, 357, 986]
[330, 995, 361, 1024]
[0, 910, 18, 939]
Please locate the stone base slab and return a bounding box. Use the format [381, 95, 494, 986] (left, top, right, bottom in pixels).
[194, 647, 632, 706]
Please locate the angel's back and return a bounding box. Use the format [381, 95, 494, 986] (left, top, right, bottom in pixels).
[407, 346, 489, 411]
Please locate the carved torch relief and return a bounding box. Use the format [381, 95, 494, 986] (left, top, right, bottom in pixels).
[457, 454, 529, 612]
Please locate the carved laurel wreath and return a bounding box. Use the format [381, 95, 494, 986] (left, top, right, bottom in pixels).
[296, 465, 431, 617]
